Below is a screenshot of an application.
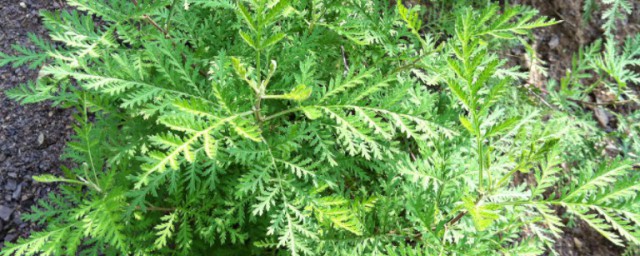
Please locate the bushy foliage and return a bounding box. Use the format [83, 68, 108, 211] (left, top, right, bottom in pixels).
[0, 0, 638, 255]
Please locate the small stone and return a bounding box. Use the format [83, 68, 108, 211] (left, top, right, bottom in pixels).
[37, 132, 45, 146]
[548, 35, 560, 49]
[4, 232, 18, 242]
[5, 179, 17, 191]
[19, 2, 27, 8]
[0, 205, 14, 221]
[594, 107, 610, 127]
[605, 144, 621, 156]
[0, 154, 5, 162]
[573, 237, 583, 250]
[7, 172, 17, 178]
[12, 184, 22, 200]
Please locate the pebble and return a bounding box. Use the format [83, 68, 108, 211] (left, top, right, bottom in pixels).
[573, 237, 584, 250]
[594, 107, 610, 127]
[12, 183, 22, 200]
[548, 35, 560, 49]
[4, 232, 17, 242]
[0, 205, 14, 221]
[5, 179, 17, 191]
[37, 132, 45, 146]
[19, 2, 27, 8]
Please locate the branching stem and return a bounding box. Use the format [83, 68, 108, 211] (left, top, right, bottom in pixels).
[447, 195, 484, 227]
[144, 15, 169, 37]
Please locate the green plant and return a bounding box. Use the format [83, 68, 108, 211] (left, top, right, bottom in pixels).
[551, 0, 640, 164]
[0, 0, 638, 255]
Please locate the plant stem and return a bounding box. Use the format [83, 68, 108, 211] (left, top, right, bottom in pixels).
[144, 15, 169, 36]
[254, 50, 264, 124]
[164, 0, 178, 38]
[134, 205, 176, 212]
[389, 56, 424, 75]
[447, 195, 484, 227]
[471, 107, 486, 193]
[476, 131, 484, 193]
[81, 93, 101, 190]
[263, 107, 303, 121]
[568, 98, 637, 106]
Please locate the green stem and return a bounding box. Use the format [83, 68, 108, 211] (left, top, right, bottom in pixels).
[308, 0, 315, 33]
[256, 50, 262, 82]
[82, 93, 101, 189]
[388, 56, 424, 76]
[56, 177, 93, 187]
[164, 0, 178, 38]
[263, 107, 303, 121]
[471, 109, 485, 193]
[254, 50, 264, 124]
[262, 94, 289, 100]
[447, 194, 485, 226]
[494, 162, 526, 190]
[476, 133, 484, 193]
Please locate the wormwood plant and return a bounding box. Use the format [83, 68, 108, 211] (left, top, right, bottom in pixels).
[551, 0, 640, 173]
[0, 0, 638, 255]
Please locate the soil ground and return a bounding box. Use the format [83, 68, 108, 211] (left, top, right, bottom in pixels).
[0, 0, 637, 254]
[0, 0, 73, 245]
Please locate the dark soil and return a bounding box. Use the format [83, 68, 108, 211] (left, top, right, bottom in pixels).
[0, 0, 72, 246]
[0, 0, 636, 255]
[514, 1, 639, 255]
[519, 0, 640, 82]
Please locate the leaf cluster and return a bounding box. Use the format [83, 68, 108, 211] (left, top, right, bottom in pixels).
[0, 0, 638, 255]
